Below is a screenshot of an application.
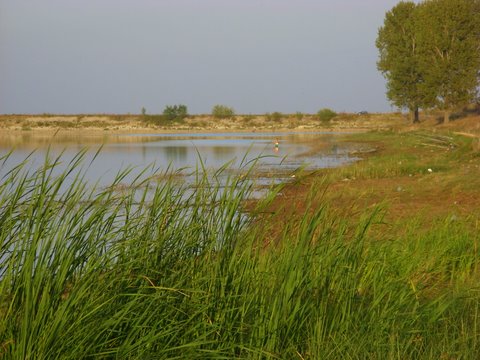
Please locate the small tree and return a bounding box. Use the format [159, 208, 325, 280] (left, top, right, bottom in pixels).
[317, 108, 337, 123]
[141, 107, 146, 116]
[211, 105, 235, 119]
[163, 105, 188, 121]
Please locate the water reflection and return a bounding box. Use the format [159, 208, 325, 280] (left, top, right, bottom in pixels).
[0, 131, 358, 187]
[213, 146, 236, 160]
[0, 132, 160, 150]
[164, 146, 188, 163]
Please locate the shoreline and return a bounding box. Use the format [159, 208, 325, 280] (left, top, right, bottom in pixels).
[2, 112, 478, 137]
[0, 126, 373, 135]
[0, 112, 408, 135]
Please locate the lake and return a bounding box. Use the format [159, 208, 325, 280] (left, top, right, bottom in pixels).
[0, 131, 359, 189]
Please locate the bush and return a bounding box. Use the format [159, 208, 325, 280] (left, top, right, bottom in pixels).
[265, 112, 283, 122]
[317, 108, 337, 122]
[212, 105, 235, 119]
[163, 105, 188, 121]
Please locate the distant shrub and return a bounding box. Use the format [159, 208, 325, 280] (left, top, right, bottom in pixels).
[212, 105, 235, 119]
[265, 112, 283, 122]
[163, 105, 188, 121]
[295, 112, 304, 121]
[272, 112, 283, 122]
[141, 107, 146, 116]
[317, 108, 337, 122]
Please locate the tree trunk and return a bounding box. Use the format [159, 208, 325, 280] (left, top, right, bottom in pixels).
[444, 110, 450, 124]
[410, 107, 420, 123]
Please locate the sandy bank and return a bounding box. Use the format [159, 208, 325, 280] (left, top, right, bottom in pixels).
[0, 113, 407, 134]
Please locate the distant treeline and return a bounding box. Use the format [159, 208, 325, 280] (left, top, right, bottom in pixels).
[376, 0, 480, 123]
[141, 104, 340, 123]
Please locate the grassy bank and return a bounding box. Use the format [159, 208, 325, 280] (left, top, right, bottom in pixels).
[1, 126, 480, 358]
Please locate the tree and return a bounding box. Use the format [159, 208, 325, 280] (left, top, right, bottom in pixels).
[376, 1, 429, 123]
[211, 105, 235, 119]
[416, 0, 480, 123]
[317, 108, 337, 123]
[163, 105, 188, 121]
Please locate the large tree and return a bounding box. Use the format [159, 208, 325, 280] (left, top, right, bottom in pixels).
[376, 1, 429, 123]
[416, 0, 480, 123]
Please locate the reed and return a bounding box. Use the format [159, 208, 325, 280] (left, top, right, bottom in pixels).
[0, 153, 479, 359]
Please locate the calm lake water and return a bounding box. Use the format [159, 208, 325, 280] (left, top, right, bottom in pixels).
[0, 131, 358, 188]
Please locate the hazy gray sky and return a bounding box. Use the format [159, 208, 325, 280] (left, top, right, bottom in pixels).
[1, 0, 409, 115]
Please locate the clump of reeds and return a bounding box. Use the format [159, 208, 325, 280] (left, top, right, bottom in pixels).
[0, 152, 479, 358]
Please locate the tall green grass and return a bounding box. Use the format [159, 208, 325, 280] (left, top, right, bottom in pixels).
[0, 153, 479, 358]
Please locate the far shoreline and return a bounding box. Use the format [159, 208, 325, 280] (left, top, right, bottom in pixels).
[0, 112, 407, 135]
[1, 111, 478, 137]
[0, 126, 373, 136]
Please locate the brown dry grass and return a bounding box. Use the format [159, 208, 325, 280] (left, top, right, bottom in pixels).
[0, 112, 406, 133]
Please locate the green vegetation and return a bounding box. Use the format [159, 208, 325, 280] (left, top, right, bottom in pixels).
[162, 104, 188, 121]
[317, 108, 337, 123]
[265, 112, 283, 122]
[1, 129, 479, 358]
[141, 107, 146, 116]
[377, 0, 480, 123]
[376, 1, 425, 123]
[416, 0, 480, 124]
[212, 104, 235, 119]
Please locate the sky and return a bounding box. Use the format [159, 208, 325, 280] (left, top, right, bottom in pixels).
[0, 0, 411, 115]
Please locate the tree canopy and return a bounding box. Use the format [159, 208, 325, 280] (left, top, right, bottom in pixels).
[317, 108, 337, 123]
[376, 1, 426, 123]
[376, 0, 480, 123]
[211, 105, 235, 119]
[416, 0, 480, 123]
[163, 105, 188, 121]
